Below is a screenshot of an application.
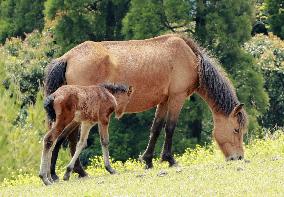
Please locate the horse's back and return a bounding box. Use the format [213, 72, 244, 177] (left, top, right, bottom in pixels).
[63, 41, 118, 86]
[62, 34, 199, 112]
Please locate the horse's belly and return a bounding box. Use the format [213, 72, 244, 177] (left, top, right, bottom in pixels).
[125, 90, 168, 113]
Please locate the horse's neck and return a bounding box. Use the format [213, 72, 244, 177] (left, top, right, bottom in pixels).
[195, 88, 223, 121]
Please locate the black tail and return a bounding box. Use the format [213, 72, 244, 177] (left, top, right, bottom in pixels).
[45, 59, 67, 95]
[44, 95, 56, 122]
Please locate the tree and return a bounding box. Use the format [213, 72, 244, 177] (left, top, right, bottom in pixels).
[0, 0, 45, 43]
[244, 34, 284, 128]
[265, 0, 284, 39]
[122, 0, 194, 39]
[44, 0, 130, 52]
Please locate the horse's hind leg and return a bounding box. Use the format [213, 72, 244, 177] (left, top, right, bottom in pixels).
[63, 121, 93, 181]
[98, 121, 116, 174]
[141, 101, 168, 169]
[50, 122, 81, 181]
[161, 93, 186, 167]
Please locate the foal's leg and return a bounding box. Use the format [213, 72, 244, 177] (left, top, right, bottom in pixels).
[63, 121, 93, 181]
[50, 122, 81, 181]
[67, 125, 89, 178]
[141, 101, 168, 169]
[98, 121, 116, 174]
[39, 126, 62, 185]
[161, 93, 186, 167]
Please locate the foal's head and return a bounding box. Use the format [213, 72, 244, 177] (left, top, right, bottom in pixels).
[102, 83, 133, 118]
[213, 104, 248, 161]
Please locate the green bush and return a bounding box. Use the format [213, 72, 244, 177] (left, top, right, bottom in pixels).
[244, 34, 284, 128]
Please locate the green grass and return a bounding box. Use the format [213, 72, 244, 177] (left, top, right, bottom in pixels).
[1, 131, 284, 196]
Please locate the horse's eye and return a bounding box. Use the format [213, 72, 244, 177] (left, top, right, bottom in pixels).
[234, 128, 240, 134]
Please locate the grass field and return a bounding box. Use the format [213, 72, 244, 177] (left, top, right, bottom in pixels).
[1, 131, 284, 196]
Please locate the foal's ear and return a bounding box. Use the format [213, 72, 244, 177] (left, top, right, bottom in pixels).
[233, 103, 244, 116]
[127, 86, 133, 96]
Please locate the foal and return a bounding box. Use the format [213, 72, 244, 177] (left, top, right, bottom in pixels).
[39, 84, 133, 185]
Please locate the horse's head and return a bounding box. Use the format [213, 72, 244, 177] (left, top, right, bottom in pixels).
[213, 103, 248, 161]
[114, 86, 133, 119]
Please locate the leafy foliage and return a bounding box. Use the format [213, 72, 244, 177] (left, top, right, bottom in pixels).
[265, 0, 284, 39]
[0, 31, 63, 181]
[245, 34, 284, 128]
[44, 0, 129, 52]
[0, 0, 44, 43]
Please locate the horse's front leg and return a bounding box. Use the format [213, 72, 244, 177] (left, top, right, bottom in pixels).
[141, 101, 168, 169]
[63, 121, 93, 181]
[161, 93, 186, 167]
[98, 121, 116, 174]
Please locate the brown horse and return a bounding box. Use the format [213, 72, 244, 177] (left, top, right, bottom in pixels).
[45, 34, 248, 181]
[39, 84, 133, 185]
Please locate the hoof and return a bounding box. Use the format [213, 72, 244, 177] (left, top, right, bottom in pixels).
[63, 173, 71, 181]
[139, 154, 153, 169]
[78, 173, 90, 179]
[169, 161, 179, 168]
[63, 166, 72, 181]
[47, 174, 54, 184]
[73, 167, 88, 178]
[78, 171, 89, 178]
[144, 162, 153, 169]
[105, 166, 116, 174]
[51, 173, 59, 182]
[39, 174, 53, 186]
[161, 153, 177, 167]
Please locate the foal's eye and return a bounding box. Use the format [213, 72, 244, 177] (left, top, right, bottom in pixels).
[234, 128, 240, 134]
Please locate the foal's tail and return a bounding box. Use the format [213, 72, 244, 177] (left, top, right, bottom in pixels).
[44, 59, 67, 96]
[44, 95, 56, 122]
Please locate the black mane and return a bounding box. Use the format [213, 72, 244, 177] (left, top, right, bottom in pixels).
[198, 53, 248, 128]
[100, 83, 128, 94]
[199, 54, 239, 115]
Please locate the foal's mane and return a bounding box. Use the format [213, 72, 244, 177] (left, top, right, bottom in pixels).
[100, 83, 128, 94]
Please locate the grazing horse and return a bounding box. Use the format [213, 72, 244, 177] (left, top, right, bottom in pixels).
[45, 34, 248, 181]
[39, 84, 133, 185]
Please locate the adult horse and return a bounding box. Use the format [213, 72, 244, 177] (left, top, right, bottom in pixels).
[44, 34, 248, 180]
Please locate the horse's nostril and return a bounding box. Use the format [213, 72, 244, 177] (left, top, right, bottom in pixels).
[238, 156, 243, 160]
[230, 157, 234, 161]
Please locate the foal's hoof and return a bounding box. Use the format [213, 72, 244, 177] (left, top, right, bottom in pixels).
[39, 175, 53, 186]
[63, 167, 72, 181]
[48, 174, 55, 183]
[63, 173, 71, 181]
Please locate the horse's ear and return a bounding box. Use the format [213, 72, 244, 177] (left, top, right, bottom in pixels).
[233, 103, 244, 116]
[127, 86, 133, 96]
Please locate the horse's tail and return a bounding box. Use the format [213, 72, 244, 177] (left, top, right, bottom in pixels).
[44, 95, 56, 122]
[45, 58, 67, 96]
